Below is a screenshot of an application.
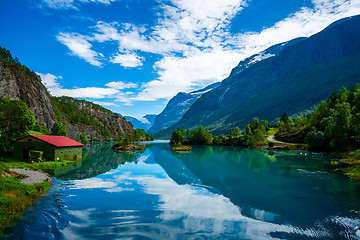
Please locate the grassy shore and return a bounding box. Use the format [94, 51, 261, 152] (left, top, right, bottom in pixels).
[331, 150, 360, 179]
[0, 158, 77, 233]
[267, 129, 360, 179]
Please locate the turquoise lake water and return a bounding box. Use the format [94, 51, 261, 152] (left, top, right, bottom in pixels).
[3, 141, 360, 239]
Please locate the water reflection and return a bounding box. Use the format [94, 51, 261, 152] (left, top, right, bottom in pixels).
[4, 142, 360, 239]
[47, 142, 143, 180]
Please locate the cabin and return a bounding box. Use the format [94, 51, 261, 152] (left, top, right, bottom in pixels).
[14, 135, 84, 162]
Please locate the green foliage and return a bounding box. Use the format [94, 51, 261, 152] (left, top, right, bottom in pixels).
[51, 96, 132, 141]
[32, 124, 48, 134]
[0, 172, 50, 232]
[188, 126, 213, 145]
[170, 127, 212, 145]
[274, 84, 360, 151]
[170, 128, 186, 144]
[0, 99, 36, 153]
[0, 46, 41, 83]
[51, 121, 67, 136]
[117, 129, 153, 144]
[77, 132, 89, 145]
[227, 127, 241, 138]
[244, 118, 268, 147]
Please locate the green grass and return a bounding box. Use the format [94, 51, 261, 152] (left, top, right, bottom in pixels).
[266, 128, 277, 136]
[0, 157, 76, 171]
[27, 130, 45, 135]
[0, 157, 77, 233]
[331, 150, 360, 179]
[0, 169, 50, 233]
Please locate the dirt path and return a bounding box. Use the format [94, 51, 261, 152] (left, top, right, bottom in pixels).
[267, 135, 285, 144]
[9, 168, 52, 185]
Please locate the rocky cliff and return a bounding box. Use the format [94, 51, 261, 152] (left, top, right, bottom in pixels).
[0, 58, 56, 129]
[0, 47, 134, 141]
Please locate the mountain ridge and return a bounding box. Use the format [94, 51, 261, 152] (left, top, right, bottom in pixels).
[154, 15, 360, 139]
[148, 82, 220, 134]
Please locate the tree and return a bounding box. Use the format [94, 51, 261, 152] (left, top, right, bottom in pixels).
[77, 132, 89, 145]
[170, 128, 186, 144]
[233, 127, 242, 137]
[51, 121, 67, 136]
[0, 98, 36, 153]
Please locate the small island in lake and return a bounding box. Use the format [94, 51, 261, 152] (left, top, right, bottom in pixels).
[171, 146, 192, 152]
[111, 143, 144, 151]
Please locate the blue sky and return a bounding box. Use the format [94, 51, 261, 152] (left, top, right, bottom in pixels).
[1, 0, 360, 119]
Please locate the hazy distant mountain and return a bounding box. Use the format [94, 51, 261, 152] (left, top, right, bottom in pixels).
[125, 114, 156, 131]
[148, 82, 221, 134]
[155, 15, 360, 139]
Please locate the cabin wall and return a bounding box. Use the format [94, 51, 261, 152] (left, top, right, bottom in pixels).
[13, 142, 56, 161]
[55, 147, 82, 161]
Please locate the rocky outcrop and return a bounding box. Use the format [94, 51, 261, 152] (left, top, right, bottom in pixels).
[0, 59, 56, 129]
[63, 104, 134, 141]
[0, 51, 135, 141]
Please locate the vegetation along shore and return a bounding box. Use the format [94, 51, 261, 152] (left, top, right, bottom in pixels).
[170, 84, 360, 179]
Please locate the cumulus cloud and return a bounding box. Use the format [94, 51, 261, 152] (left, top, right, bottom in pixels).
[56, 32, 103, 66]
[36, 72, 62, 88]
[41, 0, 118, 9]
[105, 81, 138, 89]
[54, 0, 360, 105]
[37, 72, 138, 102]
[110, 52, 144, 68]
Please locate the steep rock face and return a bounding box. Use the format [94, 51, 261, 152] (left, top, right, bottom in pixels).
[0, 59, 56, 129]
[149, 82, 220, 135]
[66, 110, 134, 141]
[51, 96, 134, 141]
[0, 52, 135, 141]
[155, 15, 360, 138]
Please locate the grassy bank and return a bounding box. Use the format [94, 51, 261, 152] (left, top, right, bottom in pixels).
[331, 150, 360, 179]
[0, 158, 77, 233]
[0, 163, 50, 233]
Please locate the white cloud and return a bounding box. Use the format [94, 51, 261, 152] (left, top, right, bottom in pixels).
[37, 72, 138, 101]
[131, 175, 329, 238]
[92, 101, 120, 107]
[110, 52, 144, 68]
[56, 32, 103, 67]
[105, 81, 138, 90]
[36, 72, 62, 88]
[42, 0, 118, 9]
[54, 0, 360, 105]
[50, 86, 119, 99]
[133, 50, 242, 100]
[70, 178, 117, 189]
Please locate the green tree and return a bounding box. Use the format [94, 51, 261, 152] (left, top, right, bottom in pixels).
[77, 132, 89, 145]
[0, 99, 36, 153]
[170, 128, 186, 144]
[51, 121, 67, 136]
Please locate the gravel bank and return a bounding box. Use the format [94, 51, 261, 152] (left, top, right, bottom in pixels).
[9, 168, 52, 185]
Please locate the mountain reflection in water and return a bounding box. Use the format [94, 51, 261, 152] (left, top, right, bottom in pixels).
[4, 142, 360, 240]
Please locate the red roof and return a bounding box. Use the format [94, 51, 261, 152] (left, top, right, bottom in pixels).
[29, 135, 84, 147]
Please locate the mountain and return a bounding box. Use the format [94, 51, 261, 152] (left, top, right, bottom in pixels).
[148, 82, 220, 134]
[155, 15, 360, 139]
[0, 48, 56, 129]
[0, 46, 134, 141]
[124, 114, 156, 131]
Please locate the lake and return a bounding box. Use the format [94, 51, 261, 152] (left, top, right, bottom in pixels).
[3, 141, 360, 239]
